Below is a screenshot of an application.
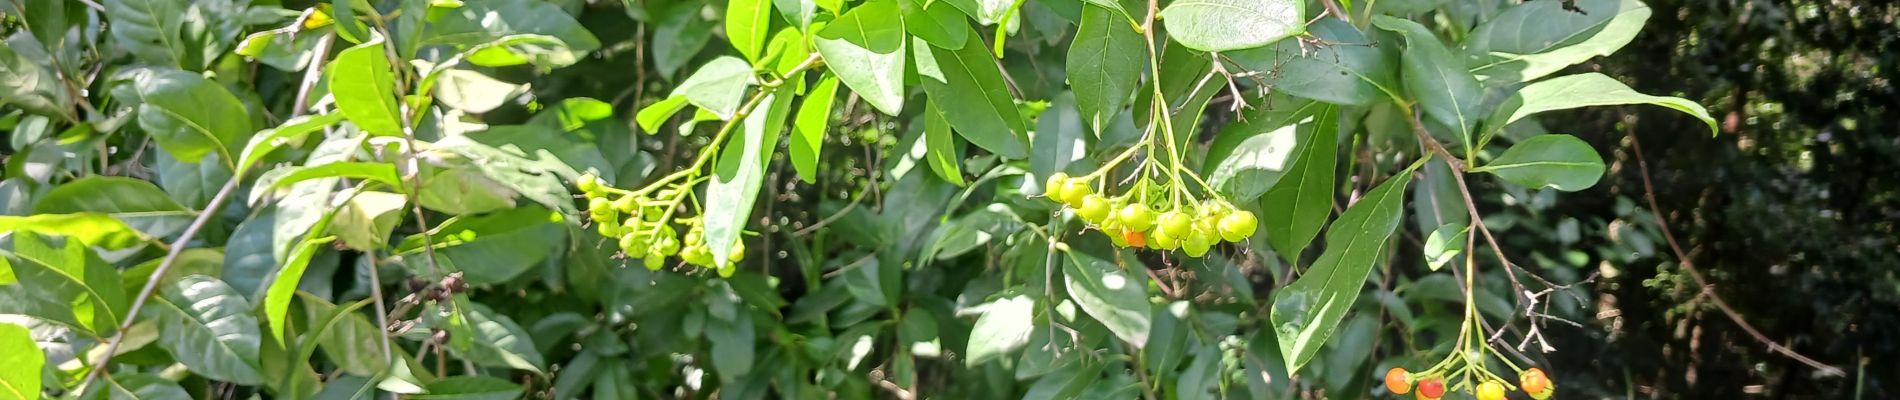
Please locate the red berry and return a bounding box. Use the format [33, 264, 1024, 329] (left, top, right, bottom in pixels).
[1416, 378, 1444, 399]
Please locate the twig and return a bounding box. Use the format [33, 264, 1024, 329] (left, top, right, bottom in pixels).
[1622, 112, 1844, 377]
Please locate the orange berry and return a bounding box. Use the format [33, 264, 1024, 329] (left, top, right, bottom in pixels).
[1384, 368, 1411, 394]
[1123, 230, 1148, 248]
[1522, 368, 1552, 396]
[1416, 378, 1444, 399]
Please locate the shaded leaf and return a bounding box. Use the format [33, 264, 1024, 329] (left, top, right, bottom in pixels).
[154, 275, 265, 385]
[790, 74, 839, 183]
[395, 205, 565, 285]
[1067, 5, 1143, 132]
[414, 376, 522, 400]
[118, 67, 255, 165]
[914, 32, 1028, 159]
[1064, 251, 1151, 346]
[1228, 18, 1397, 106]
[1374, 16, 1482, 147]
[1471, 134, 1606, 191]
[1270, 161, 1418, 374]
[1159, 0, 1304, 52]
[1484, 72, 1717, 146]
[1466, 0, 1650, 84]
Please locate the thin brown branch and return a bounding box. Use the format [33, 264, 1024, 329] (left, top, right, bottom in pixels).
[1622, 113, 1845, 377]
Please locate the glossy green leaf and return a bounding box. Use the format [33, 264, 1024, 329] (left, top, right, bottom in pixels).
[297, 294, 388, 377]
[154, 151, 231, 209]
[814, 0, 908, 115]
[34, 177, 191, 243]
[635, 95, 692, 134]
[1422, 223, 1466, 271]
[1270, 161, 1418, 374]
[1485, 73, 1718, 146]
[1159, 0, 1304, 52]
[914, 32, 1028, 159]
[425, 0, 602, 62]
[727, 0, 773, 61]
[414, 376, 522, 400]
[1471, 134, 1606, 191]
[652, 0, 716, 77]
[1028, 93, 1084, 194]
[1259, 105, 1338, 264]
[119, 67, 254, 166]
[1067, 5, 1143, 132]
[0, 40, 73, 118]
[236, 113, 347, 173]
[395, 205, 566, 285]
[434, 69, 524, 114]
[1205, 101, 1330, 202]
[266, 236, 336, 345]
[105, 374, 191, 400]
[1022, 359, 1104, 400]
[708, 87, 794, 266]
[1374, 16, 1483, 147]
[1466, 0, 1650, 84]
[330, 190, 407, 251]
[433, 302, 545, 373]
[0, 319, 42, 400]
[672, 57, 755, 120]
[965, 295, 1034, 366]
[0, 213, 146, 251]
[252, 162, 404, 204]
[101, 0, 228, 70]
[901, 0, 971, 50]
[330, 37, 403, 137]
[1064, 251, 1152, 346]
[939, 0, 1012, 25]
[922, 101, 966, 186]
[705, 308, 756, 376]
[790, 74, 839, 183]
[154, 275, 265, 385]
[1228, 18, 1397, 106]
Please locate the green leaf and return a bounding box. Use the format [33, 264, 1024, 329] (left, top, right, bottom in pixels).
[708, 87, 794, 266]
[1270, 161, 1418, 374]
[900, 0, 972, 50]
[425, 0, 602, 61]
[429, 134, 584, 216]
[964, 295, 1034, 366]
[672, 57, 755, 120]
[1422, 223, 1466, 271]
[0, 213, 146, 251]
[1064, 251, 1152, 346]
[102, 0, 227, 70]
[118, 248, 222, 306]
[727, 0, 774, 62]
[940, 0, 1012, 25]
[1159, 0, 1304, 52]
[1471, 134, 1606, 191]
[34, 177, 191, 242]
[704, 309, 756, 376]
[1205, 100, 1330, 202]
[1028, 93, 1084, 194]
[0, 320, 43, 400]
[266, 236, 337, 345]
[1260, 105, 1337, 264]
[119, 67, 255, 166]
[1228, 18, 1397, 106]
[1484, 73, 1717, 145]
[330, 37, 404, 137]
[105, 374, 191, 400]
[635, 95, 691, 134]
[252, 162, 404, 203]
[914, 31, 1028, 159]
[790, 74, 839, 183]
[1374, 16, 1483, 147]
[330, 190, 407, 251]
[414, 376, 523, 400]
[154, 275, 265, 385]
[395, 206, 566, 284]
[922, 101, 966, 186]
[433, 302, 545, 373]
[1067, 5, 1143, 132]
[1466, 0, 1650, 84]
[433, 69, 524, 114]
[814, 0, 908, 115]
[0, 40, 73, 119]
[652, 0, 716, 77]
[236, 113, 347, 173]
[1022, 359, 1104, 400]
[154, 151, 232, 209]
[296, 294, 388, 377]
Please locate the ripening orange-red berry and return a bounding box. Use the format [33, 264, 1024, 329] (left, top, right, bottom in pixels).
[1416, 378, 1445, 400]
[1384, 368, 1411, 394]
[1522, 368, 1553, 397]
[1123, 230, 1148, 248]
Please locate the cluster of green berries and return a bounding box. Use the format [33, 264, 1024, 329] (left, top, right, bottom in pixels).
[1385, 367, 1553, 400]
[1042, 172, 1257, 257]
[577, 174, 743, 277]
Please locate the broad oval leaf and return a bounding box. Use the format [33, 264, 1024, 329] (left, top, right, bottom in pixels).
[0, 213, 146, 251]
[425, 0, 602, 66]
[395, 205, 566, 285]
[433, 301, 545, 373]
[1204, 100, 1330, 202]
[1270, 161, 1419, 374]
[708, 87, 793, 266]
[34, 177, 192, 241]
[914, 32, 1028, 159]
[235, 113, 347, 173]
[0, 320, 43, 400]
[265, 236, 337, 345]
[814, 0, 908, 115]
[1068, 5, 1143, 132]
[1374, 16, 1483, 148]
[118, 67, 255, 166]
[154, 275, 265, 385]
[900, 0, 972, 50]
[1228, 18, 1397, 106]
[296, 295, 390, 378]
[965, 295, 1034, 366]
[1064, 251, 1152, 346]
[672, 57, 755, 120]
[1260, 105, 1340, 263]
[414, 376, 523, 400]
[1466, 0, 1650, 85]
[1472, 134, 1606, 191]
[1159, 0, 1304, 52]
[106, 374, 192, 400]
[726, 0, 774, 62]
[790, 74, 840, 183]
[330, 37, 404, 137]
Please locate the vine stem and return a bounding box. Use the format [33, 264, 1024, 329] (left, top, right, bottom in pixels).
[1622, 112, 1844, 377]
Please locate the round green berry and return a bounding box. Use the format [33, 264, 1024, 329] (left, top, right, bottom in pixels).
[1078, 195, 1112, 223]
[1158, 210, 1192, 238]
[642, 255, 664, 270]
[1059, 180, 1092, 207]
[1150, 229, 1180, 250]
[1044, 173, 1070, 197]
[1119, 204, 1155, 232]
[1219, 211, 1257, 242]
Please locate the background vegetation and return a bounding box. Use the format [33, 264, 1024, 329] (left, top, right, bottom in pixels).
[0, 0, 1892, 398]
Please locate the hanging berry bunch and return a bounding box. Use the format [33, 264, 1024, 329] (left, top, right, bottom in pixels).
[575, 173, 743, 277]
[1039, 157, 1255, 257]
[1382, 250, 1556, 399]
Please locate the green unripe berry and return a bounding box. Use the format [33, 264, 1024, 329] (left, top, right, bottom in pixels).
[655, 236, 681, 256]
[1151, 229, 1180, 250]
[1078, 195, 1111, 223]
[683, 246, 712, 266]
[1219, 211, 1257, 242]
[716, 263, 736, 278]
[729, 242, 746, 263]
[643, 255, 664, 270]
[1158, 210, 1192, 238]
[612, 196, 636, 213]
[576, 174, 599, 193]
[1059, 180, 1091, 207]
[1044, 173, 1070, 197]
[1188, 218, 1219, 248]
[1182, 237, 1211, 257]
[588, 198, 611, 215]
[1119, 204, 1155, 232]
